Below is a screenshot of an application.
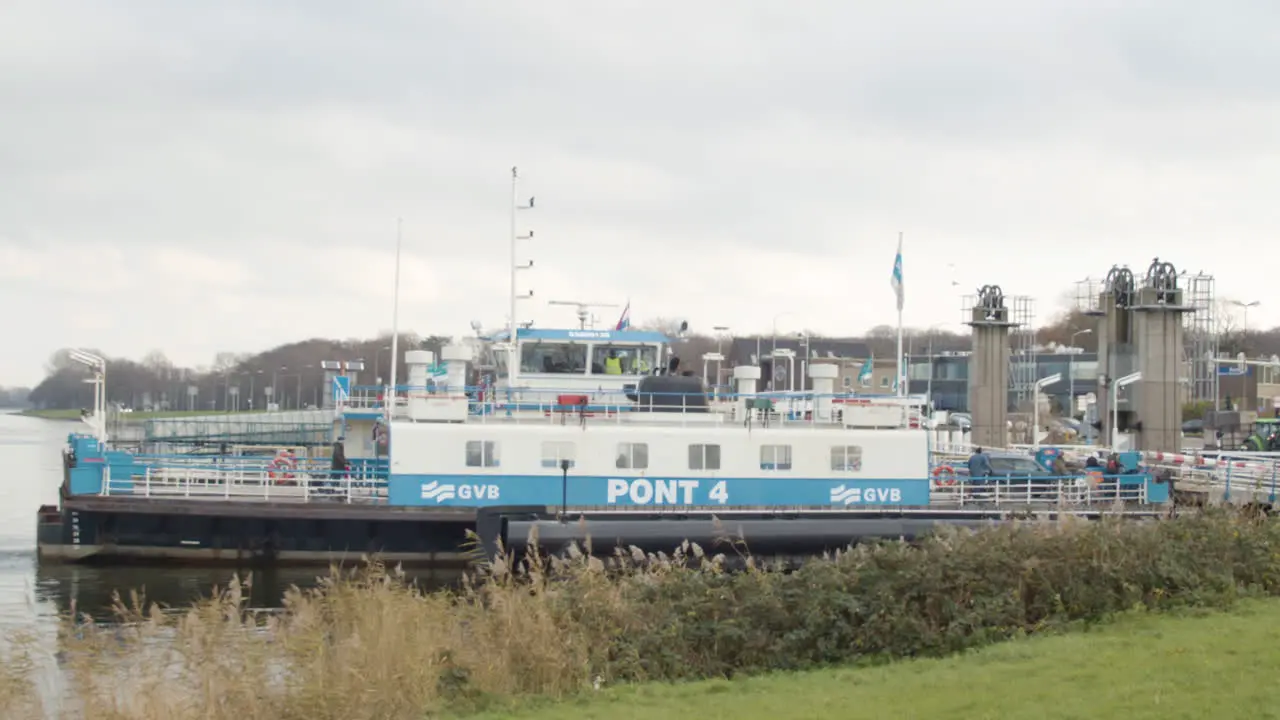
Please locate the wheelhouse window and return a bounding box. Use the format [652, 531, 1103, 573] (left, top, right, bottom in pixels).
[830, 445, 862, 472]
[466, 440, 500, 468]
[615, 442, 649, 469]
[520, 342, 588, 374]
[541, 441, 576, 469]
[591, 344, 659, 375]
[760, 444, 792, 471]
[688, 443, 721, 471]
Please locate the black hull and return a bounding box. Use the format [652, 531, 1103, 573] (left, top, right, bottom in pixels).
[37, 493, 1167, 569]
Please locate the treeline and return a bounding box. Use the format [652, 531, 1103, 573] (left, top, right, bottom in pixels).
[27, 334, 452, 412]
[0, 386, 31, 408]
[24, 310, 1280, 411]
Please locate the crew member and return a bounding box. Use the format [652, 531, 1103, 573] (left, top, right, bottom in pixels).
[604, 350, 623, 375]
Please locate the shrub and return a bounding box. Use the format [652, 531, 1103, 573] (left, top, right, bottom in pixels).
[2, 509, 1280, 719]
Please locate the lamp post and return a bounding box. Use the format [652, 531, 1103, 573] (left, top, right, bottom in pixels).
[1111, 371, 1143, 449]
[1231, 300, 1260, 353]
[374, 344, 392, 384]
[1068, 328, 1092, 419]
[1032, 373, 1063, 448]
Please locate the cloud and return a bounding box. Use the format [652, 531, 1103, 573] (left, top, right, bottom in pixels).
[5, 1, 1280, 385]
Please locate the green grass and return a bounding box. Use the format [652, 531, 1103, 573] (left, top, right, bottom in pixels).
[19, 408, 269, 421]
[469, 599, 1280, 720]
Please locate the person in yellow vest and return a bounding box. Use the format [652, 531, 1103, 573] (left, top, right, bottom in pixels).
[635, 356, 650, 374]
[604, 349, 623, 375]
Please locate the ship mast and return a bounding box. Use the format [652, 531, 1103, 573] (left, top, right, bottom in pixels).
[509, 167, 535, 388]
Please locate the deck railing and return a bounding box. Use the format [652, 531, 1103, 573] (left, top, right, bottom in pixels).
[338, 383, 930, 429]
[101, 465, 388, 504]
[929, 475, 1151, 507]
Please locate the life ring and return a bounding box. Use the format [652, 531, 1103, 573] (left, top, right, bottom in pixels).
[932, 465, 957, 487]
[268, 451, 297, 484]
[1085, 470, 1105, 486]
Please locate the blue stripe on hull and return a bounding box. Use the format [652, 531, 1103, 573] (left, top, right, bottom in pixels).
[388, 473, 931, 508]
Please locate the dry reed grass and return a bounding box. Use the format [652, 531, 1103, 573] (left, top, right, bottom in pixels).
[2, 509, 1278, 719]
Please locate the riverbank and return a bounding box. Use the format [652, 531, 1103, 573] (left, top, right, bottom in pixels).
[2, 511, 1279, 719]
[473, 598, 1280, 719]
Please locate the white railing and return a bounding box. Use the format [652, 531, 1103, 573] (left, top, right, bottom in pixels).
[338, 385, 930, 431]
[929, 476, 1150, 506]
[101, 467, 388, 504]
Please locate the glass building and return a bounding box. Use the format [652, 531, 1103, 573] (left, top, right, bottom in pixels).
[906, 352, 1099, 413]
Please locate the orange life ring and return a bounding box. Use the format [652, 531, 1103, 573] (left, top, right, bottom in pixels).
[932, 465, 957, 486]
[268, 452, 297, 484]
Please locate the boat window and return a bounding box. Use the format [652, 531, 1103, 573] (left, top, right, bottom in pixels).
[466, 440, 500, 468]
[541, 441, 576, 469]
[688, 443, 721, 471]
[520, 342, 588, 374]
[830, 445, 863, 472]
[615, 442, 649, 469]
[591, 344, 659, 375]
[760, 444, 792, 471]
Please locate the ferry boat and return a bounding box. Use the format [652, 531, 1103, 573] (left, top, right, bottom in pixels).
[35, 311, 1176, 567]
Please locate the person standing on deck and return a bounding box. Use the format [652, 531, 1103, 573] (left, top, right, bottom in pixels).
[330, 436, 349, 492]
[967, 447, 991, 480]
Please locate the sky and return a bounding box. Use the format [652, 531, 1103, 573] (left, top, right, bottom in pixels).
[5, 1, 1280, 386]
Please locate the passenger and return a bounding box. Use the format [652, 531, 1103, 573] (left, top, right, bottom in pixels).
[967, 447, 991, 479]
[604, 350, 623, 375]
[1051, 453, 1067, 478]
[635, 356, 650, 375]
[330, 436, 349, 493]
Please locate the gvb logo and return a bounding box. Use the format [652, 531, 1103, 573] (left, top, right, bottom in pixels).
[419, 480, 501, 503]
[830, 484, 902, 505]
[420, 481, 457, 502]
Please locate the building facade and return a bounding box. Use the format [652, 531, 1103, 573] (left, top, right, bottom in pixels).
[905, 351, 1100, 414]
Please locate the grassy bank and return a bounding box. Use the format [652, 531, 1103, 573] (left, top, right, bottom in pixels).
[475, 599, 1280, 719]
[3, 511, 1280, 719]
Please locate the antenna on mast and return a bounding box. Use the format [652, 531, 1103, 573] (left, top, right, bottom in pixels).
[509, 167, 535, 387]
[548, 300, 621, 330]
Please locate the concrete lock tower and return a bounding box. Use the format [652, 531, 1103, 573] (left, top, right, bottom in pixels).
[1090, 259, 1190, 451]
[966, 284, 1018, 449]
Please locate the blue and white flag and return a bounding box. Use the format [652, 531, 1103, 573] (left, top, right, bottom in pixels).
[890, 235, 904, 312]
[857, 357, 873, 386]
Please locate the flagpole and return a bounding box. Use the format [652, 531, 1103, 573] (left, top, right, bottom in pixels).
[387, 217, 403, 422]
[895, 232, 904, 397]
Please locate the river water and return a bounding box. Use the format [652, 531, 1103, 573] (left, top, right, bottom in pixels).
[0, 411, 454, 634]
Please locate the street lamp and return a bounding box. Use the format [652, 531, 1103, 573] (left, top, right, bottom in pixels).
[1032, 373, 1063, 449]
[69, 349, 107, 443]
[1111, 371, 1143, 449]
[1231, 300, 1261, 353]
[373, 344, 392, 384]
[712, 326, 730, 355]
[1068, 328, 1092, 418]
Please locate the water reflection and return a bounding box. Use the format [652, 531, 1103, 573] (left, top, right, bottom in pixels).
[0, 413, 464, 631]
[32, 563, 463, 621]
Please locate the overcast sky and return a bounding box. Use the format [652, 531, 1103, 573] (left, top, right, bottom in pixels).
[4, 1, 1280, 385]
